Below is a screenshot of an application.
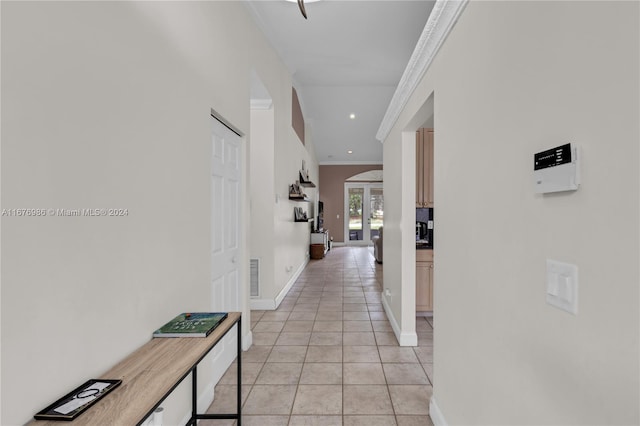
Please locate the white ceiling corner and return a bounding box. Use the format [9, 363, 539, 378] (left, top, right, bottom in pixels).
[250, 69, 273, 110]
[376, 0, 470, 142]
[250, 99, 273, 110]
[246, 0, 437, 164]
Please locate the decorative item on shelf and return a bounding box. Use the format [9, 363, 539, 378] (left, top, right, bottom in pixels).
[289, 180, 309, 200]
[294, 207, 312, 222]
[298, 160, 316, 187]
[298, 172, 316, 187]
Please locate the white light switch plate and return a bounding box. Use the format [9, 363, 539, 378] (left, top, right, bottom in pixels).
[546, 259, 578, 315]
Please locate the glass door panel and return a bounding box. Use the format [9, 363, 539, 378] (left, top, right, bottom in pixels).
[369, 187, 384, 239]
[348, 187, 364, 241]
[345, 183, 383, 244]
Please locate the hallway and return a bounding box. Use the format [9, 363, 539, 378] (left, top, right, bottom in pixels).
[205, 246, 434, 426]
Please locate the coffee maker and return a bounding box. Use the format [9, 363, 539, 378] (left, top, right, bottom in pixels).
[416, 221, 428, 241]
[415, 207, 433, 248]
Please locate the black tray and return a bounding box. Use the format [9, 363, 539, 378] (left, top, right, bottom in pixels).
[34, 379, 121, 421]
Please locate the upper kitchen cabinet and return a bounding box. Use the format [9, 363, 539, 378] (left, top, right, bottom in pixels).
[416, 128, 434, 208]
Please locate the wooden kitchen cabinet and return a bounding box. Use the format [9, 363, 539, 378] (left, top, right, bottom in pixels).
[416, 249, 433, 312]
[416, 128, 434, 208]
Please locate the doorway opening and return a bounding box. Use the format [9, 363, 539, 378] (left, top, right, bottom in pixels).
[209, 113, 244, 385]
[405, 91, 434, 386]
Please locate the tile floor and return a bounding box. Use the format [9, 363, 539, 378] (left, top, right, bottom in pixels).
[204, 246, 434, 426]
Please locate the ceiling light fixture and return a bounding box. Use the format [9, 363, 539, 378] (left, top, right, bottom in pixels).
[349, 113, 356, 120]
[347, 150, 353, 154]
[284, 0, 321, 19]
[297, 0, 307, 19]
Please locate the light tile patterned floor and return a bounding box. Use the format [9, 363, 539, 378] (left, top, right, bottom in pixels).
[204, 246, 434, 426]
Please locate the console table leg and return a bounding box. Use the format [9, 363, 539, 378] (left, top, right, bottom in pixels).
[237, 318, 242, 426]
[191, 365, 197, 426]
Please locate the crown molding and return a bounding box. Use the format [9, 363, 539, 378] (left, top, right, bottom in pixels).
[376, 0, 469, 142]
[318, 160, 384, 166]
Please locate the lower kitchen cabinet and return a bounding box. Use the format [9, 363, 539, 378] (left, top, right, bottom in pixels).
[416, 249, 433, 312]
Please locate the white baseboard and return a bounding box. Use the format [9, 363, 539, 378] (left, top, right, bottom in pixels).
[430, 396, 447, 426]
[381, 292, 400, 338]
[331, 242, 346, 247]
[251, 257, 309, 311]
[381, 293, 418, 346]
[276, 256, 308, 306]
[161, 330, 250, 426]
[243, 330, 253, 351]
[178, 381, 215, 426]
[198, 382, 215, 415]
[249, 298, 276, 310]
[400, 330, 418, 346]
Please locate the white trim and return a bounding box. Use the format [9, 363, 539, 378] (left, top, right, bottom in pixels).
[318, 160, 384, 166]
[250, 298, 276, 310]
[178, 382, 215, 426]
[250, 99, 273, 110]
[430, 396, 448, 426]
[400, 329, 418, 346]
[243, 330, 253, 351]
[346, 170, 383, 182]
[211, 108, 244, 137]
[376, 0, 469, 142]
[178, 332, 252, 423]
[344, 182, 383, 244]
[382, 292, 418, 346]
[249, 257, 309, 311]
[276, 257, 309, 306]
[198, 383, 215, 417]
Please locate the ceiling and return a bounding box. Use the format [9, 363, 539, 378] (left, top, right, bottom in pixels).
[246, 0, 436, 165]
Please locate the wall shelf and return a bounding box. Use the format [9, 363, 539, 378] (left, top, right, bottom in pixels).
[299, 172, 316, 188]
[295, 218, 314, 223]
[289, 196, 310, 202]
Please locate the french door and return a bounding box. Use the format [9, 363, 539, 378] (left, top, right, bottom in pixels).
[344, 183, 383, 245]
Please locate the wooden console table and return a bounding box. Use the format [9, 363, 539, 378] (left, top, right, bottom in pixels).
[30, 312, 242, 426]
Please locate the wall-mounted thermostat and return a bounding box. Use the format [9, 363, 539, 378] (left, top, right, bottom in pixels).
[534, 143, 580, 194]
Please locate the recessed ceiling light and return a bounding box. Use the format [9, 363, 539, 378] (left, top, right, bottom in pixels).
[347, 150, 353, 154]
[349, 113, 356, 120]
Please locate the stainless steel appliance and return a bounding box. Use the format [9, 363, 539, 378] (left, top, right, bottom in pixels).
[416, 221, 428, 240]
[416, 208, 433, 249]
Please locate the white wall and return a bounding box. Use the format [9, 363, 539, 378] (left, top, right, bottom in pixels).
[248, 86, 319, 309]
[250, 107, 276, 307]
[273, 121, 319, 301]
[382, 130, 418, 346]
[0, 2, 316, 424]
[384, 1, 639, 424]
